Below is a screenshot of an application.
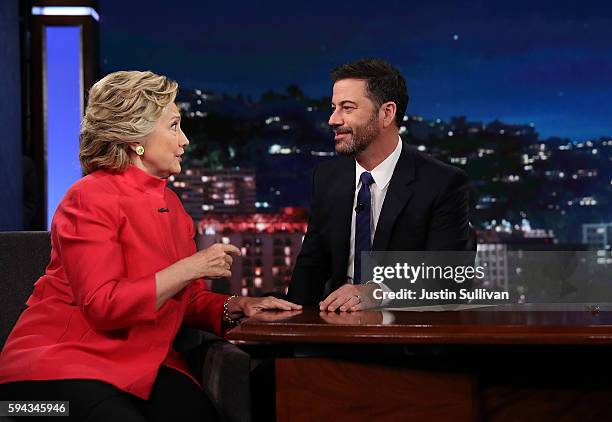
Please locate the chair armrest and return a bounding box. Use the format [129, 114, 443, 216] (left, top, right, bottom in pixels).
[201, 334, 252, 422]
[174, 327, 252, 422]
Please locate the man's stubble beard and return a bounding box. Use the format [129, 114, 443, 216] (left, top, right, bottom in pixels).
[334, 111, 380, 157]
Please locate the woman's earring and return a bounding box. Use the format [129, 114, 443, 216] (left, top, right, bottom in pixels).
[135, 145, 145, 156]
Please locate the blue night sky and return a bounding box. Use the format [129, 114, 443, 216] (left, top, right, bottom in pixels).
[99, 0, 612, 140]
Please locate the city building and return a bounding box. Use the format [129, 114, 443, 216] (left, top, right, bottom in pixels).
[195, 208, 308, 296]
[476, 227, 556, 302]
[170, 167, 257, 221]
[582, 223, 612, 249]
[485, 120, 538, 141]
[476, 243, 509, 292]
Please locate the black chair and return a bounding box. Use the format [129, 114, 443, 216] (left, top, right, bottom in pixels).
[0, 231, 51, 347]
[0, 231, 252, 422]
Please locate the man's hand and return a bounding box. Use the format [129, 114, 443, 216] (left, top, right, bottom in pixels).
[319, 283, 382, 312]
[319, 310, 383, 325]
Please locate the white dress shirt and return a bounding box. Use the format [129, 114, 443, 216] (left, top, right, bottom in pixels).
[347, 137, 402, 283]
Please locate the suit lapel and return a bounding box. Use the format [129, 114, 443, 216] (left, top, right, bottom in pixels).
[330, 158, 355, 282]
[372, 142, 416, 251]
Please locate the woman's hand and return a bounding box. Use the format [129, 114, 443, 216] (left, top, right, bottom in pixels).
[156, 243, 241, 310]
[184, 243, 241, 280]
[227, 296, 302, 318]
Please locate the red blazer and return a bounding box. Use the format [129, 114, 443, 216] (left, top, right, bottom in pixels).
[0, 165, 228, 399]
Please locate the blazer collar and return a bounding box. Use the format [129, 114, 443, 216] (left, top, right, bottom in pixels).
[355, 136, 402, 191]
[121, 165, 168, 199]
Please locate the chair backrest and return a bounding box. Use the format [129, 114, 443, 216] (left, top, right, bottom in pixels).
[0, 231, 254, 421]
[0, 231, 51, 347]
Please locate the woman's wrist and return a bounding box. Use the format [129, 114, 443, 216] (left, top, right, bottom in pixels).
[177, 256, 201, 282]
[223, 295, 243, 322]
[228, 296, 247, 316]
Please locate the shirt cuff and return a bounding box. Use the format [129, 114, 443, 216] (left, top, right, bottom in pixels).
[366, 280, 393, 306]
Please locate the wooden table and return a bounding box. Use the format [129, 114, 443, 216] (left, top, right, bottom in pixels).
[227, 304, 612, 421]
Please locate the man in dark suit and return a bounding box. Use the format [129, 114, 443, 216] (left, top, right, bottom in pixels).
[287, 59, 473, 311]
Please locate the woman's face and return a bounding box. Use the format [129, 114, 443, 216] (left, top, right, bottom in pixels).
[134, 102, 189, 178]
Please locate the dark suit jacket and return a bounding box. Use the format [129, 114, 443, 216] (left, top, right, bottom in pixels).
[287, 141, 474, 306]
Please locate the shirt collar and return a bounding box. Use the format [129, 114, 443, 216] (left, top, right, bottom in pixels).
[355, 136, 402, 190]
[121, 165, 168, 198]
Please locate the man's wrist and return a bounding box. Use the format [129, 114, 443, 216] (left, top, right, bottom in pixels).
[365, 281, 390, 306]
[362, 282, 380, 305]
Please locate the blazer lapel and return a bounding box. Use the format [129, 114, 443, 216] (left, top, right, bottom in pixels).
[330, 158, 356, 283]
[372, 142, 416, 251]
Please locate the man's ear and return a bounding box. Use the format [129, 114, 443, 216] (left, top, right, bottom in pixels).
[380, 102, 397, 128]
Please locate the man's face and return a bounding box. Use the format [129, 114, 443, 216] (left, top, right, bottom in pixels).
[329, 78, 381, 156]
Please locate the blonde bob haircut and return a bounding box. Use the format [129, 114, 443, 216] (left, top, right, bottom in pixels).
[79, 70, 178, 174]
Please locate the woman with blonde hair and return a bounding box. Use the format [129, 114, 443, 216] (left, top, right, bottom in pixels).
[0, 70, 300, 421]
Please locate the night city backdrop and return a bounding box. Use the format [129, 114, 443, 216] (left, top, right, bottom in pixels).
[98, 0, 612, 295]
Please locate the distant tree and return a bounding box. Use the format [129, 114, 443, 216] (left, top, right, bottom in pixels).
[261, 89, 285, 102]
[286, 84, 304, 99]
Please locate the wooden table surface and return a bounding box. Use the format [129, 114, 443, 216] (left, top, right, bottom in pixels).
[227, 303, 612, 345]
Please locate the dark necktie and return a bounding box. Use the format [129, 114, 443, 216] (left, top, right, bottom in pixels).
[354, 171, 375, 284]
